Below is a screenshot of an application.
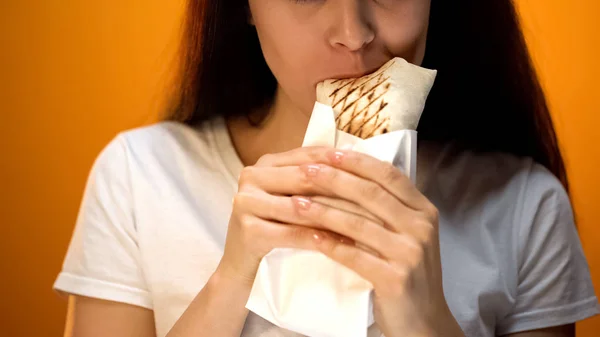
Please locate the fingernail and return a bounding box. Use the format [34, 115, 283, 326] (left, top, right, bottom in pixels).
[313, 232, 324, 243]
[301, 164, 321, 177]
[292, 196, 312, 211]
[327, 150, 345, 165]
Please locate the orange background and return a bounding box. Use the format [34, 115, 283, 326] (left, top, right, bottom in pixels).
[0, 1, 598, 336]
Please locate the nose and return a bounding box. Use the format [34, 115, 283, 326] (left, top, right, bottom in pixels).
[327, 1, 375, 52]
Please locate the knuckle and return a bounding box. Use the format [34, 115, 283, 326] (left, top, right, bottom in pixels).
[346, 152, 361, 167]
[237, 215, 261, 243]
[293, 182, 312, 200]
[299, 170, 316, 192]
[346, 214, 367, 235]
[424, 203, 439, 223]
[359, 181, 382, 200]
[232, 192, 251, 210]
[407, 241, 425, 267]
[422, 221, 436, 240]
[238, 166, 256, 186]
[310, 201, 326, 219]
[239, 214, 257, 231]
[307, 148, 324, 163]
[287, 227, 308, 243]
[255, 153, 275, 167]
[326, 168, 345, 191]
[414, 218, 436, 243]
[324, 165, 338, 181]
[385, 269, 408, 297]
[382, 163, 402, 183]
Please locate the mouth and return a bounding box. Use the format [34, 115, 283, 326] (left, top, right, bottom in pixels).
[324, 68, 381, 81]
[315, 60, 390, 85]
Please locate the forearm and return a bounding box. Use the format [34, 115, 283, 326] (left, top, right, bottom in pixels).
[166, 269, 252, 337]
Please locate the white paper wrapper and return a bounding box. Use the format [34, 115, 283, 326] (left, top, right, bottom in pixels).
[246, 102, 417, 337]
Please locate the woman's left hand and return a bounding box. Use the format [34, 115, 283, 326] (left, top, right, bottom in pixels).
[286, 148, 465, 337]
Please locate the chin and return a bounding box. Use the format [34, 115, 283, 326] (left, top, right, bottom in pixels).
[300, 99, 316, 118]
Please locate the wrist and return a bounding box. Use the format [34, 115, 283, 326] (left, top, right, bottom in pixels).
[405, 306, 464, 337]
[205, 265, 254, 315]
[214, 261, 256, 290]
[433, 306, 464, 337]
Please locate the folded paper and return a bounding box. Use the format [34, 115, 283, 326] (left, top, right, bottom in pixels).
[245, 103, 417, 337]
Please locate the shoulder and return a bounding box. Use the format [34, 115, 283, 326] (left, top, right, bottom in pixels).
[117, 120, 213, 158]
[423, 142, 570, 228]
[97, 119, 220, 170]
[433, 142, 566, 203]
[84, 119, 229, 195]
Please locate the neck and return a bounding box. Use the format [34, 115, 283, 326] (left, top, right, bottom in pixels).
[227, 86, 312, 167]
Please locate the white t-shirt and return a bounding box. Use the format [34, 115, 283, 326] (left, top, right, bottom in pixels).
[54, 117, 599, 337]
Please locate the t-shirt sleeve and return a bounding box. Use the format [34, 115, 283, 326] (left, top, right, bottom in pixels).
[496, 164, 599, 335]
[53, 134, 152, 309]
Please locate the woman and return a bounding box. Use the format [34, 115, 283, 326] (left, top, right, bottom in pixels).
[54, 0, 599, 336]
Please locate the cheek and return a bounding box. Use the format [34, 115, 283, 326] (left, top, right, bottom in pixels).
[251, 5, 323, 111]
[378, 4, 430, 65]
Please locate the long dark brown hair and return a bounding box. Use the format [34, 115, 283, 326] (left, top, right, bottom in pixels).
[166, 0, 570, 193]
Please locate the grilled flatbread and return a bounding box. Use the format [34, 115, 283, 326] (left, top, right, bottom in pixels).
[316, 57, 437, 139]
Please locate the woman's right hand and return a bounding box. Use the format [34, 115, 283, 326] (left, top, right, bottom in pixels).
[171, 146, 381, 337]
[216, 146, 358, 287]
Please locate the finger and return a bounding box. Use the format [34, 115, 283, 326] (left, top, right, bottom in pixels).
[255, 147, 435, 218]
[238, 165, 333, 197]
[325, 149, 432, 213]
[310, 196, 384, 226]
[304, 164, 423, 236]
[254, 146, 333, 168]
[247, 216, 331, 255]
[293, 196, 396, 259]
[233, 191, 354, 244]
[234, 189, 319, 227]
[313, 233, 396, 292]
